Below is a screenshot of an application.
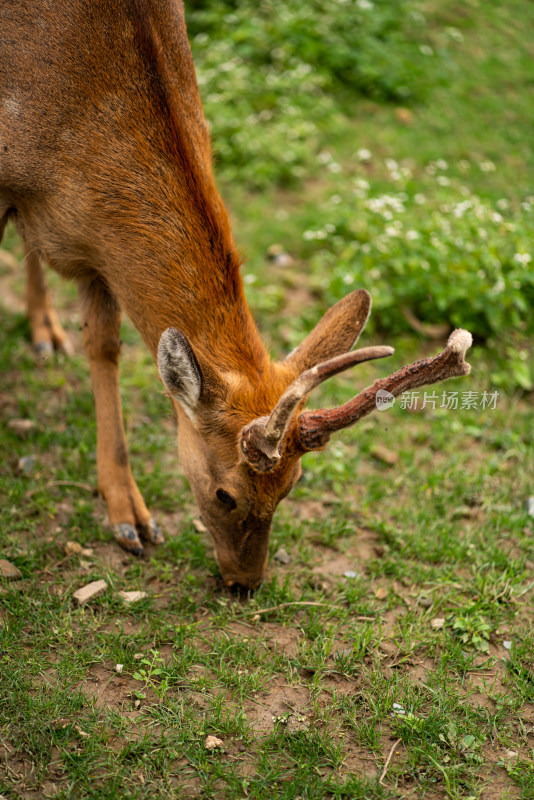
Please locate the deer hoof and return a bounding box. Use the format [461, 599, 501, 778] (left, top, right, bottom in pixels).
[139, 518, 165, 545]
[34, 340, 54, 358]
[114, 523, 144, 557]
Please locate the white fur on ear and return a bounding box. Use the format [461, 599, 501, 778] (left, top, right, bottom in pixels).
[157, 328, 202, 415]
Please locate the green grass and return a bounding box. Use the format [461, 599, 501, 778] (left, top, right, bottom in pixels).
[1, 0, 534, 798]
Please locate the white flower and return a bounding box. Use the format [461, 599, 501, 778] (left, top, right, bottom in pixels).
[480, 160, 496, 173]
[356, 148, 372, 161]
[437, 176, 450, 186]
[513, 253, 532, 266]
[406, 230, 420, 241]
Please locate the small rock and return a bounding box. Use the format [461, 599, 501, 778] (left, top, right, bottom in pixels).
[204, 735, 224, 751]
[431, 617, 445, 630]
[73, 724, 90, 739]
[134, 653, 144, 661]
[506, 750, 517, 759]
[343, 570, 358, 579]
[17, 455, 35, 474]
[192, 518, 207, 533]
[81, 548, 94, 557]
[370, 443, 398, 466]
[72, 579, 108, 605]
[7, 418, 36, 438]
[266, 244, 294, 267]
[526, 497, 534, 519]
[134, 699, 141, 709]
[273, 547, 291, 565]
[0, 559, 22, 581]
[418, 596, 432, 608]
[119, 591, 148, 604]
[65, 541, 83, 556]
[395, 107, 414, 125]
[115, 664, 124, 674]
[374, 586, 388, 600]
[503, 640, 512, 651]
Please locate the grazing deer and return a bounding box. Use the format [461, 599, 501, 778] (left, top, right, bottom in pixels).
[0, 0, 472, 588]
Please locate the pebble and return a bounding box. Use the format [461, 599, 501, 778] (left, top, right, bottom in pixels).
[204, 735, 224, 751]
[119, 591, 148, 604]
[503, 640, 512, 650]
[73, 579, 108, 605]
[134, 653, 144, 661]
[81, 548, 94, 557]
[370, 443, 399, 466]
[115, 664, 124, 674]
[374, 586, 388, 600]
[65, 541, 83, 556]
[7, 418, 36, 438]
[273, 547, 291, 565]
[343, 570, 358, 579]
[431, 617, 445, 630]
[0, 559, 22, 580]
[17, 455, 35, 474]
[266, 244, 294, 267]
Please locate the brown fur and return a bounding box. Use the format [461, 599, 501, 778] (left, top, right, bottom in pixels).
[0, 0, 371, 587]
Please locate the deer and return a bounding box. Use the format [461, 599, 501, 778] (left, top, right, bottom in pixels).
[0, 0, 472, 589]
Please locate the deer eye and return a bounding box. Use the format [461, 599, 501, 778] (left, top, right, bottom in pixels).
[216, 489, 237, 510]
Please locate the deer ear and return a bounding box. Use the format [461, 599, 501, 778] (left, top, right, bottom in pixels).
[284, 289, 372, 373]
[158, 328, 203, 414]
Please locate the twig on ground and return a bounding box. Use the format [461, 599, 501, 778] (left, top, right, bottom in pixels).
[25, 480, 94, 499]
[243, 600, 377, 619]
[47, 480, 94, 492]
[379, 738, 402, 786]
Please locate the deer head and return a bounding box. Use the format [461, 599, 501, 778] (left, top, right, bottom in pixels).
[158, 289, 472, 589]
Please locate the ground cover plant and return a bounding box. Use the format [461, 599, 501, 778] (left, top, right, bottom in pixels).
[1, 0, 533, 798]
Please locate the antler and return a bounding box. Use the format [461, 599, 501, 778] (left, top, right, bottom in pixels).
[241, 346, 394, 471]
[298, 329, 472, 451]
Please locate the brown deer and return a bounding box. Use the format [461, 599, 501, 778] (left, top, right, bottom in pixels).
[0, 0, 472, 588]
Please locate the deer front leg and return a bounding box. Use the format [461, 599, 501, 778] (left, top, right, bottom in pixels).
[25, 248, 74, 358]
[78, 276, 164, 555]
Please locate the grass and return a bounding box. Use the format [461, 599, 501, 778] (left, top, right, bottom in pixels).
[1, 0, 534, 798]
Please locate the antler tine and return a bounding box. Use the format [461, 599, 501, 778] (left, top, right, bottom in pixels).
[241, 345, 394, 471]
[298, 328, 473, 451]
